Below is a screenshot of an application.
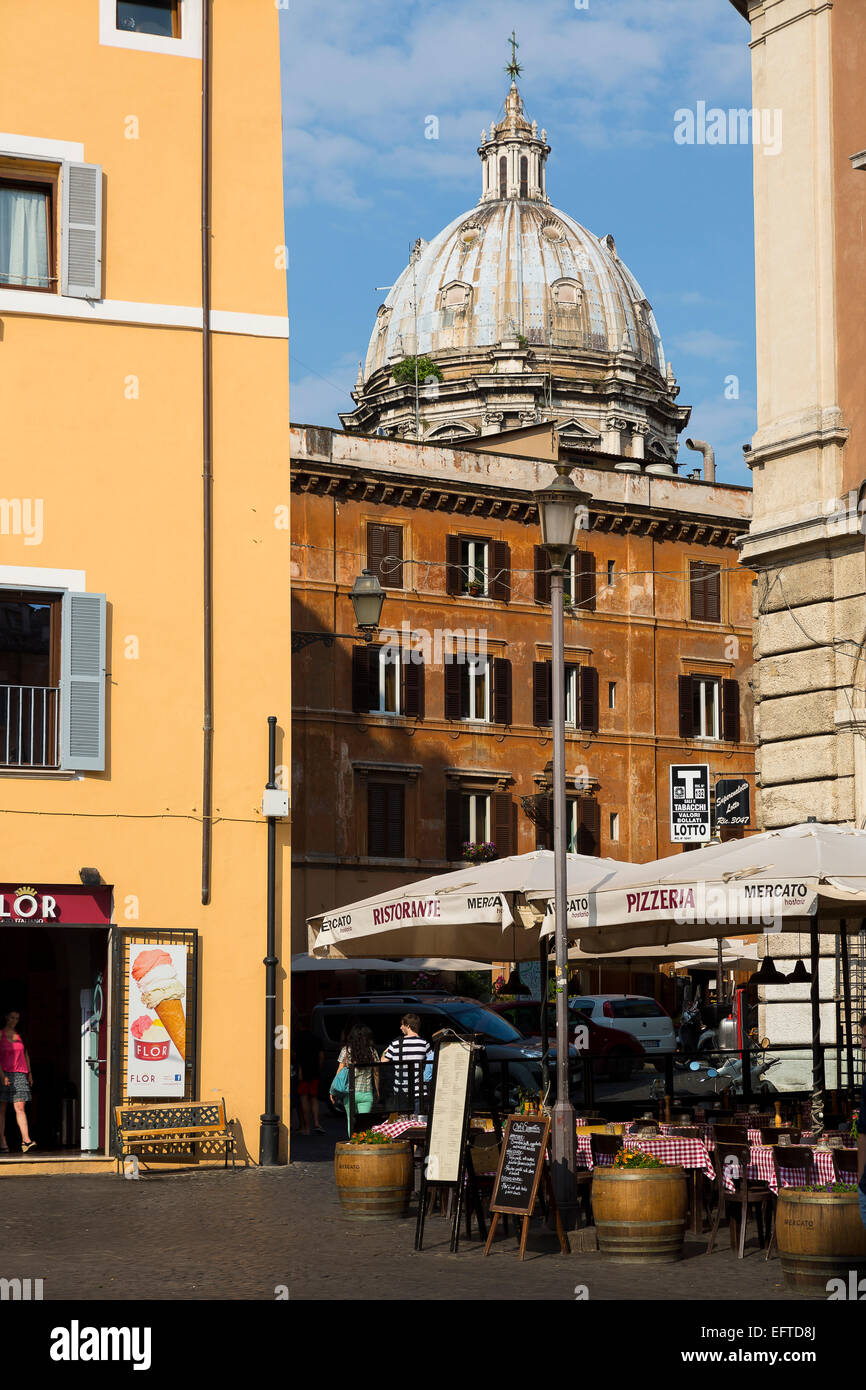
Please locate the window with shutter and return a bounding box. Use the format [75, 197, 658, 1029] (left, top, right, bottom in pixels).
[445, 787, 463, 860]
[59, 591, 106, 772]
[402, 657, 425, 720]
[0, 172, 56, 291]
[492, 657, 512, 725]
[532, 661, 552, 726]
[459, 657, 491, 721]
[578, 665, 599, 733]
[445, 534, 461, 596]
[367, 782, 405, 858]
[367, 523, 403, 589]
[534, 546, 551, 604]
[575, 551, 596, 612]
[535, 796, 553, 851]
[116, 1, 180, 36]
[576, 796, 600, 855]
[492, 793, 513, 858]
[0, 590, 60, 768]
[690, 561, 721, 623]
[60, 163, 103, 299]
[351, 645, 378, 713]
[490, 541, 511, 603]
[444, 661, 462, 720]
[678, 675, 695, 739]
[722, 679, 740, 742]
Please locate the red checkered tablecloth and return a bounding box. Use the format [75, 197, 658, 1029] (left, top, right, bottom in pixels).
[721, 1145, 853, 1195]
[370, 1118, 427, 1140]
[623, 1136, 716, 1180]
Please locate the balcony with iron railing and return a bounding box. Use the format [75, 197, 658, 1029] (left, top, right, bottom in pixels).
[0, 685, 60, 769]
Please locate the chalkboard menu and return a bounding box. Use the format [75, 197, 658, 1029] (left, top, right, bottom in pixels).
[489, 1115, 550, 1217]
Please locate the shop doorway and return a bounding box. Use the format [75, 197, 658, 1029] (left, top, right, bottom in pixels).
[1, 927, 109, 1153]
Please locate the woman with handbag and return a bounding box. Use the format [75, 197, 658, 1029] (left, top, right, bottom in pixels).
[330, 1025, 379, 1135]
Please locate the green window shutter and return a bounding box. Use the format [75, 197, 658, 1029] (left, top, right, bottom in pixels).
[61, 163, 103, 299]
[60, 592, 106, 771]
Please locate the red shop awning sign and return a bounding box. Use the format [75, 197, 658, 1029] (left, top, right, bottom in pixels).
[0, 885, 112, 926]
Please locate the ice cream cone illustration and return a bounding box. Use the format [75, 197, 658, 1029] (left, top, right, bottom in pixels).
[131, 949, 186, 1058]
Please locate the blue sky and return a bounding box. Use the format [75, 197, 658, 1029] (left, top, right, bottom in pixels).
[279, 0, 756, 488]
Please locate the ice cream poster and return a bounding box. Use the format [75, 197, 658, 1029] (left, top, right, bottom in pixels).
[126, 945, 188, 1097]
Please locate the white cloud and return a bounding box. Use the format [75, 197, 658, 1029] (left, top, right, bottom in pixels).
[672, 329, 741, 359]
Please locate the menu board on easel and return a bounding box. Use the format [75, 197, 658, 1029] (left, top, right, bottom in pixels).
[489, 1115, 549, 1216]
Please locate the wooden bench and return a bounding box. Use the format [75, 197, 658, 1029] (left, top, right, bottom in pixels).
[114, 1099, 237, 1175]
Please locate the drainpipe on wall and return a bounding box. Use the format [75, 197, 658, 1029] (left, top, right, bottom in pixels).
[201, 0, 214, 904]
[685, 438, 716, 483]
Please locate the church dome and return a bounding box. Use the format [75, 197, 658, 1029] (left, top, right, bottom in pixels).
[364, 199, 666, 378]
[341, 74, 688, 470]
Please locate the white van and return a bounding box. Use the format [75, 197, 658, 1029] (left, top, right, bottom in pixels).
[570, 995, 676, 1055]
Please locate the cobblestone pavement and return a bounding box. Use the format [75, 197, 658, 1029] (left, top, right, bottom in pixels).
[2, 1115, 820, 1304]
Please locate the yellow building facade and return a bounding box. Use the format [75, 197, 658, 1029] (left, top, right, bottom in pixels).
[0, 0, 291, 1168]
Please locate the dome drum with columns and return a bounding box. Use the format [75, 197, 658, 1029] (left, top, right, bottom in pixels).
[341, 75, 690, 473]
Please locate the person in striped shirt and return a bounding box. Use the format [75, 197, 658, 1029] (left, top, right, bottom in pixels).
[381, 1014, 433, 1116]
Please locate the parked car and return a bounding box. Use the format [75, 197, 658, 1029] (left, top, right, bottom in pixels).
[310, 992, 550, 1110]
[569, 994, 676, 1062]
[492, 1000, 644, 1080]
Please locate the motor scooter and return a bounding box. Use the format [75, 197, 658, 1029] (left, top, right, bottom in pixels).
[687, 1041, 780, 1098]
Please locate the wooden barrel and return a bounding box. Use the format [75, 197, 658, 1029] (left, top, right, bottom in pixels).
[333, 1141, 413, 1220]
[592, 1167, 688, 1263]
[776, 1190, 866, 1294]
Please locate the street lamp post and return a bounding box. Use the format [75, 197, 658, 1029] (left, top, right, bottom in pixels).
[535, 462, 592, 1224]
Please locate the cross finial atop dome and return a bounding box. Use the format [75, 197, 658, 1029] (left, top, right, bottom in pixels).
[505, 29, 522, 81]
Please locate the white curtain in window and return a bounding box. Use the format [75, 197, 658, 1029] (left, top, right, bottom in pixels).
[0, 187, 49, 288]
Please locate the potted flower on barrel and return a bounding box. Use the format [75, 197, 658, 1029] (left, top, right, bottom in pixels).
[591, 1148, 688, 1264]
[462, 841, 497, 865]
[774, 1180, 866, 1294]
[333, 1129, 414, 1221]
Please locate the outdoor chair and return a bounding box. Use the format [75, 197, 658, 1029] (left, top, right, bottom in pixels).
[589, 1134, 623, 1167]
[706, 1142, 773, 1259]
[759, 1127, 800, 1146]
[668, 1126, 700, 1137]
[832, 1149, 859, 1184]
[766, 1147, 814, 1260]
[713, 1125, 749, 1146]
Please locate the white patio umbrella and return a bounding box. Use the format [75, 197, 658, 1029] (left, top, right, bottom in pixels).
[566, 937, 759, 970]
[534, 824, 866, 1133]
[307, 849, 620, 963]
[531, 823, 866, 954]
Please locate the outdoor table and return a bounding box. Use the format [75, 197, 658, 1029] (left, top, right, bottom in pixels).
[721, 1144, 856, 1195]
[371, 1117, 427, 1140]
[624, 1121, 713, 1142]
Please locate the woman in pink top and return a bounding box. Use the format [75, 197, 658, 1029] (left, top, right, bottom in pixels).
[0, 1010, 35, 1153]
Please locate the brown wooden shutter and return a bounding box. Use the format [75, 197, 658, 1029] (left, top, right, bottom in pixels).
[689, 562, 705, 621]
[533, 661, 552, 725]
[492, 657, 512, 725]
[367, 523, 402, 588]
[492, 793, 513, 858]
[367, 783, 385, 854]
[446, 534, 461, 596]
[577, 796, 600, 855]
[445, 788, 463, 861]
[491, 541, 511, 602]
[352, 645, 376, 713]
[402, 657, 425, 720]
[444, 661, 462, 719]
[579, 665, 599, 732]
[678, 674, 695, 738]
[534, 546, 551, 604]
[722, 679, 740, 742]
[576, 551, 596, 612]
[535, 795, 553, 851]
[386, 784, 405, 856]
[705, 565, 721, 623]
[367, 523, 385, 582]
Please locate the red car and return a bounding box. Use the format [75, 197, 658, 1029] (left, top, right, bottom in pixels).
[492, 1000, 645, 1080]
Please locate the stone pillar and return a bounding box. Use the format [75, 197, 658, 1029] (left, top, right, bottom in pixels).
[630, 422, 647, 461]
